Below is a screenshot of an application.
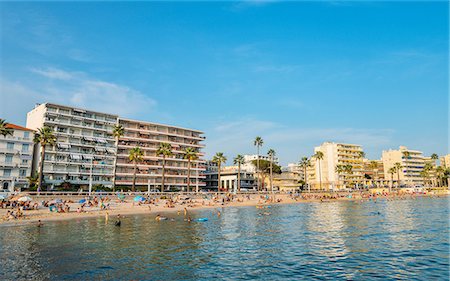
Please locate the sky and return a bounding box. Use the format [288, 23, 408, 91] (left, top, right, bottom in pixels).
[0, 1, 448, 165]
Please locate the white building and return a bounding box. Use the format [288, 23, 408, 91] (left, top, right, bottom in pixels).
[241, 154, 279, 173]
[309, 142, 365, 190]
[26, 103, 118, 189]
[0, 124, 34, 192]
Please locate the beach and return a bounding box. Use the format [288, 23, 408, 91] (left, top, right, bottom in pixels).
[1, 190, 448, 227]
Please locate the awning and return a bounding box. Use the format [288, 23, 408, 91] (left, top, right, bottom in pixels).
[57, 143, 71, 149]
[83, 136, 95, 142]
[70, 154, 82, 160]
[95, 147, 106, 152]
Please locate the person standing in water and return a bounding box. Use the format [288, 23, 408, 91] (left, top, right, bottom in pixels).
[115, 214, 121, 226]
[105, 212, 109, 224]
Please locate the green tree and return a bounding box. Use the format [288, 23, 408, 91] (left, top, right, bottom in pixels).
[388, 167, 396, 192]
[299, 157, 311, 192]
[33, 126, 57, 192]
[27, 171, 39, 189]
[435, 166, 445, 187]
[128, 146, 144, 192]
[314, 151, 324, 190]
[251, 159, 281, 191]
[183, 147, 198, 192]
[267, 149, 276, 193]
[112, 124, 125, 191]
[368, 161, 379, 187]
[422, 162, 433, 186]
[254, 136, 264, 191]
[0, 119, 13, 137]
[357, 151, 366, 189]
[233, 154, 245, 192]
[394, 162, 402, 188]
[156, 143, 173, 192]
[213, 152, 227, 191]
[402, 151, 411, 186]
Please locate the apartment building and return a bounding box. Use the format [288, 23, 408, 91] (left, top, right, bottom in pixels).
[382, 146, 428, 186]
[241, 154, 279, 173]
[0, 124, 34, 192]
[309, 142, 365, 190]
[114, 118, 206, 191]
[26, 103, 118, 189]
[440, 154, 450, 168]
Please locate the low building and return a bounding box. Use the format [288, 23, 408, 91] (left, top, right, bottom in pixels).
[0, 124, 34, 192]
[204, 165, 256, 192]
[241, 154, 279, 173]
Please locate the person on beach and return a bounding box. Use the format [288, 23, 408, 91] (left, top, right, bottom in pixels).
[105, 212, 109, 223]
[184, 207, 187, 216]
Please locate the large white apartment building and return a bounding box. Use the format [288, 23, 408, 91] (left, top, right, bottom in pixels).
[309, 142, 365, 190]
[0, 124, 34, 192]
[26, 103, 118, 189]
[382, 146, 429, 186]
[114, 118, 206, 191]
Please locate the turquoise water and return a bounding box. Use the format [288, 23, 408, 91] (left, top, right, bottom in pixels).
[1, 197, 449, 280]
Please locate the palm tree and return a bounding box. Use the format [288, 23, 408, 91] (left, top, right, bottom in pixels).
[254, 137, 263, 191]
[335, 164, 345, 189]
[357, 151, 365, 189]
[183, 147, 198, 193]
[422, 162, 433, 186]
[388, 167, 396, 192]
[212, 152, 227, 191]
[128, 146, 144, 192]
[233, 154, 245, 192]
[394, 162, 402, 188]
[402, 151, 411, 186]
[435, 166, 444, 187]
[314, 151, 324, 191]
[33, 126, 56, 192]
[112, 124, 125, 191]
[156, 143, 173, 192]
[26, 171, 39, 189]
[267, 149, 275, 194]
[0, 119, 13, 137]
[368, 161, 379, 187]
[299, 157, 311, 192]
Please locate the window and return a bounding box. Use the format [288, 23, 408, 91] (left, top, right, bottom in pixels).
[6, 142, 14, 150]
[19, 169, 27, 177]
[24, 132, 30, 139]
[3, 169, 11, 177]
[22, 144, 29, 153]
[5, 155, 13, 163]
[22, 159, 28, 164]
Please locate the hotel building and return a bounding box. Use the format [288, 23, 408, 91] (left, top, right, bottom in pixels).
[381, 146, 429, 186]
[0, 124, 34, 192]
[309, 142, 365, 190]
[114, 118, 206, 191]
[241, 154, 279, 173]
[26, 103, 119, 189]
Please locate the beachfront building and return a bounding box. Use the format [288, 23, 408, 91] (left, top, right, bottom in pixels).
[204, 165, 256, 192]
[381, 146, 428, 187]
[309, 142, 365, 191]
[362, 159, 387, 187]
[0, 124, 34, 192]
[114, 118, 206, 191]
[241, 154, 279, 173]
[264, 171, 300, 192]
[440, 154, 450, 168]
[203, 160, 219, 190]
[26, 103, 118, 189]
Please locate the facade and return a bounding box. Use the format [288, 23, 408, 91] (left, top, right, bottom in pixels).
[264, 171, 300, 192]
[26, 103, 119, 189]
[241, 154, 279, 173]
[309, 142, 365, 190]
[381, 146, 428, 186]
[362, 159, 387, 187]
[440, 154, 450, 168]
[0, 124, 34, 192]
[114, 118, 206, 191]
[203, 161, 219, 190]
[204, 165, 256, 192]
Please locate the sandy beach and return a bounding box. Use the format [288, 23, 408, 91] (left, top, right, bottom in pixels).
[1, 191, 448, 227]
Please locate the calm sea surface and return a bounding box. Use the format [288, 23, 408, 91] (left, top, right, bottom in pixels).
[1, 197, 449, 280]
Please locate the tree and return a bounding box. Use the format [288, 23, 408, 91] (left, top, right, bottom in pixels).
[422, 162, 433, 186]
[394, 162, 402, 188]
[183, 147, 198, 192]
[156, 143, 173, 192]
[388, 167, 396, 192]
[27, 171, 39, 189]
[435, 166, 445, 187]
[357, 151, 366, 189]
[299, 157, 311, 192]
[251, 159, 281, 191]
[267, 149, 276, 194]
[254, 136, 264, 191]
[0, 119, 13, 137]
[335, 164, 345, 188]
[112, 124, 125, 191]
[128, 146, 144, 192]
[33, 126, 56, 192]
[233, 154, 245, 192]
[368, 161, 379, 187]
[402, 151, 411, 186]
[430, 153, 439, 162]
[212, 152, 227, 191]
[336, 164, 353, 189]
[314, 151, 324, 191]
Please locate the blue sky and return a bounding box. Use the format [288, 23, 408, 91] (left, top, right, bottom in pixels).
[0, 1, 448, 165]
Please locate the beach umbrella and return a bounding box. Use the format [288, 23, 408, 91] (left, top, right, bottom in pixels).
[79, 199, 87, 204]
[49, 199, 63, 205]
[0, 195, 6, 200]
[134, 196, 145, 202]
[118, 194, 126, 200]
[18, 196, 32, 202]
[55, 198, 63, 203]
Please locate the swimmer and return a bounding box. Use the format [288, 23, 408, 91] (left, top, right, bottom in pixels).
[37, 220, 43, 227]
[115, 214, 121, 227]
[187, 216, 192, 222]
[184, 207, 187, 216]
[105, 212, 109, 223]
[177, 210, 181, 215]
[156, 214, 161, 221]
[217, 211, 221, 217]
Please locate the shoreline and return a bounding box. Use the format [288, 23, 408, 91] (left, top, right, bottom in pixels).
[1, 193, 448, 227]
